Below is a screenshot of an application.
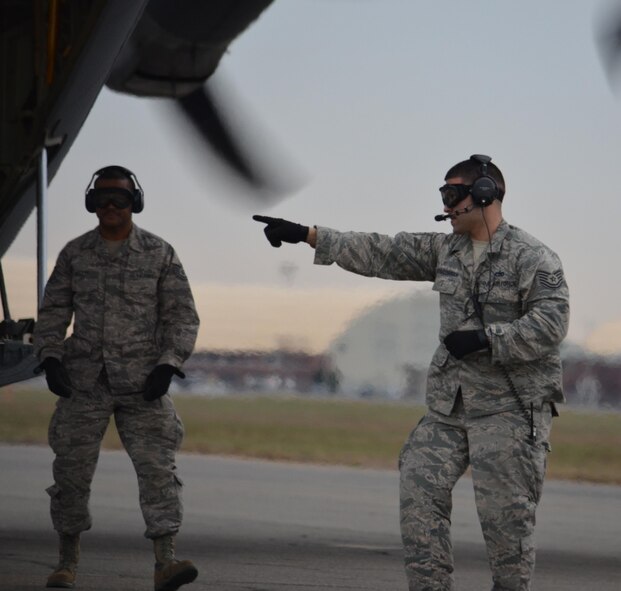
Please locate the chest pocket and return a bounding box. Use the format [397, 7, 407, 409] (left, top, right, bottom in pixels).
[479, 283, 522, 323]
[123, 276, 159, 305]
[432, 274, 459, 295]
[71, 268, 102, 304]
[71, 254, 102, 291]
[124, 257, 160, 300]
[72, 273, 97, 292]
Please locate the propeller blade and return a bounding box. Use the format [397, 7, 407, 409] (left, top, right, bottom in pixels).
[596, 7, 621, 93]
[174, 81, 302, 201]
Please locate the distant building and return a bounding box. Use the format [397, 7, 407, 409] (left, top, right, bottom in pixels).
[173, 291, 621, 409]
[562, 354, 621, 409]
[326, 291, 621, 408]
[179, 350, 340, 395]
[328, 290, 439, 399]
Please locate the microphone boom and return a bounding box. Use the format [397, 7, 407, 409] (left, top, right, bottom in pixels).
[434, 204, 475, 221]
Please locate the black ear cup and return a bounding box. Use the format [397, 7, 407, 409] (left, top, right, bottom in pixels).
[131, 192, 144, 213]
[84, 186, 98, 213]
[469, 154, 499, 207]
[471, 175, 498, 207]
[129, 176, 144, 213]
[84, 166, 144, 213]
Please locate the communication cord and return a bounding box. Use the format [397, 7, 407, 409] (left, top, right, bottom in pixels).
[474, 210, 536, 441]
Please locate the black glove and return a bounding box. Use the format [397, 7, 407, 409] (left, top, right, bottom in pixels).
[443, 329, 489, 360]
[253, 215, 309, 248]
[39, 357, 72, 398]
[143, 364, 185, 401]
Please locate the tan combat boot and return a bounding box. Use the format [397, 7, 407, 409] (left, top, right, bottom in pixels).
[46, 533, 80, 588]
[153, 534, 198, 591]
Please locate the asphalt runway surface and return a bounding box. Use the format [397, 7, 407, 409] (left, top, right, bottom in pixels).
[1, 443, 619, 591]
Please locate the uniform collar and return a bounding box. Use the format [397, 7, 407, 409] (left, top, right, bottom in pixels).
[486, 219, 510, 254]
[449, 219, 510, 261]
[125, 224, 144, 252]
[82, 224, 144, 253]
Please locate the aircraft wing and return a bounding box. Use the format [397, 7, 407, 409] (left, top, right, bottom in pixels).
[0, 0, 273, 387]
[0, 0, 274, 259]
[0, 1, 149, 259]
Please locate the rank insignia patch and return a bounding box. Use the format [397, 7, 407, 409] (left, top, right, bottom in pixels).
[536, 270, 564, 289]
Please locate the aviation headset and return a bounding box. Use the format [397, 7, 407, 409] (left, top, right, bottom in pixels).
[84, 165, 144, 213]
[469, 154, 500, 208]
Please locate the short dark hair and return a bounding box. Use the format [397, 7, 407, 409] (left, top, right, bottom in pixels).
[444, 158, 505, 201]
[94, 165, 135, 190]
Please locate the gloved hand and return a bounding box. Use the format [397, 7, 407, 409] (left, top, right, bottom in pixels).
[143, 364, 185, 401]
[252, 215, 309, 248]
[39, 357, 72, 398]
[443, 329, 489, 360]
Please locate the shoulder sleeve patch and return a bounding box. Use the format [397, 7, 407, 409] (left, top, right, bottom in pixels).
[172, 264, 187, 281]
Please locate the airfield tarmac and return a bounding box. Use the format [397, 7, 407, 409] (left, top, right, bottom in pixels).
[0, 444, 619, 591]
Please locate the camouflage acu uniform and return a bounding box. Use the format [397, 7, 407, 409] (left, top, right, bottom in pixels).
[314, 220, 569, 590]
[33, 224, 199, 539]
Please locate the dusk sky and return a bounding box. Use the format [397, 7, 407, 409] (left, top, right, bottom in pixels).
[6, 0, 621, 354]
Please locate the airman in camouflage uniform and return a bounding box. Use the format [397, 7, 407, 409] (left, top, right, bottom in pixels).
[33, 166, 200, 591]
[253, 155, 569, 591]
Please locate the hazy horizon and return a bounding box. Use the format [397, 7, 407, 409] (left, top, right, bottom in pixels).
[4, 1, 621, 357]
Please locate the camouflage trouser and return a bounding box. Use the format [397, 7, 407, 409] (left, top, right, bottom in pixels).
[399, 399, 553, 591]
[46, 370, 185, 539]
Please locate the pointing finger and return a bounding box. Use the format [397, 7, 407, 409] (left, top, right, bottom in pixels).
[252, 214, 277, 224]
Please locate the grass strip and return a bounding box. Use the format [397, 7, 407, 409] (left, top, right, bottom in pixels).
[1, 388, 619, 484]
